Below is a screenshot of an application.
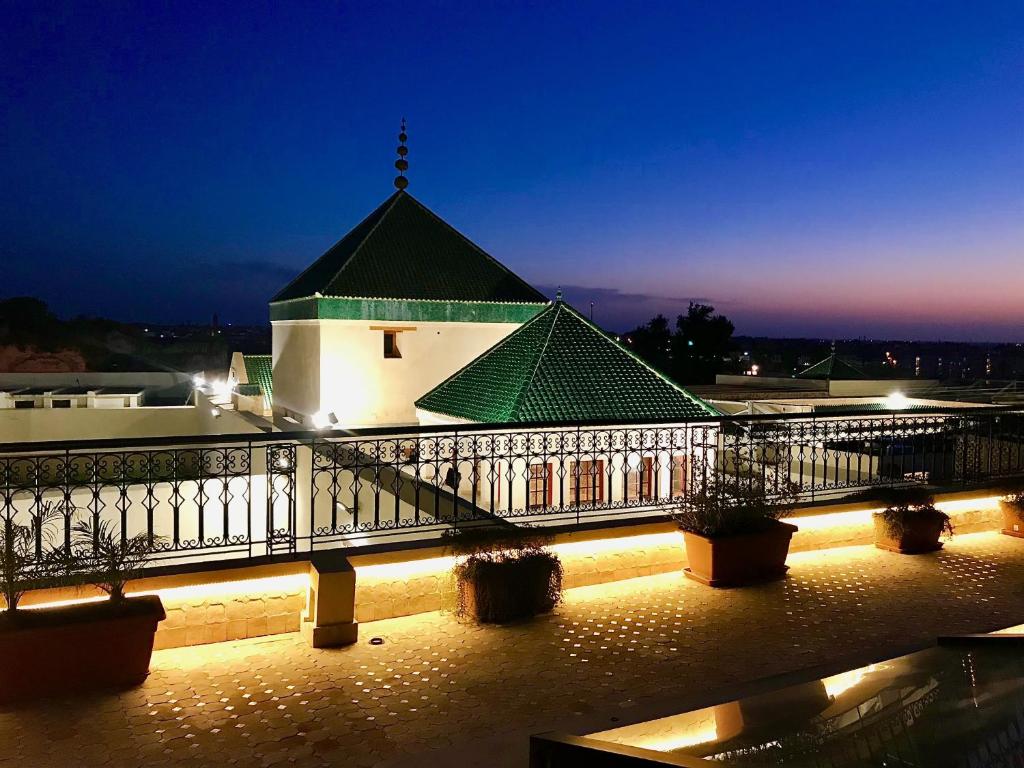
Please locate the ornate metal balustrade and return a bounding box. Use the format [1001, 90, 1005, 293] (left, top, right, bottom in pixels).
[1, 407, 1022, 572]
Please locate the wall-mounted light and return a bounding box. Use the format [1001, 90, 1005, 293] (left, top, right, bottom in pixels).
[213, 377, 235, 398]
[884, 392, 909, 410]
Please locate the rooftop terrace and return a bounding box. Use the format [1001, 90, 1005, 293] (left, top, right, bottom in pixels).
[3, 530, 1023, 767]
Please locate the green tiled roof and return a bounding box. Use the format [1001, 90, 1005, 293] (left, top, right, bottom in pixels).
[271, 191, 547, 305]
[242, 354, 273, 409]
[415, 301, 719, 423]
[796, 354, 867, 381]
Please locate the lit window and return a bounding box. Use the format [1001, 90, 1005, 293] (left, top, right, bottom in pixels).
[528, 463, 551, 510]
[627, 456, 655, 501]
[670, 454, 687, 499]
[383, 331, 401, 358]
[571, 460, 604, 505]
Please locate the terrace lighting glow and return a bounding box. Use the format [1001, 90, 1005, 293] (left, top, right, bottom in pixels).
[311, 411, 331, 430]
[213, 377, 236, 398]
[193, 375, 206, 388]
[885, 391, 909, 410]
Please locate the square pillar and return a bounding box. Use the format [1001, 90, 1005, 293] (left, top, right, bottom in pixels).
[301, 550, 358, 647]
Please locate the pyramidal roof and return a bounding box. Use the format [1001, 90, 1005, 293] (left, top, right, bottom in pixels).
[272, 190, 546, 304]
[796, 353, 868, 380]
[415, 300, 719, 423]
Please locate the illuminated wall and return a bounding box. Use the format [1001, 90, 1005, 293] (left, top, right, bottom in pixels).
[273, 318, 522, 428]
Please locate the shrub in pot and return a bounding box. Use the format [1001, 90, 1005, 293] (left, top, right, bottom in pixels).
[873, 488, 952, 554]
[1000, 489, 1024, 538]
[445, 524, 562, 624]
[672, 480, 799, 588]
[0, 514, 165, 704]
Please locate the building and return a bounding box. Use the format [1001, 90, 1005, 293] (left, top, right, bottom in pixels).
[266, 182, 551, 427]
[0, 371, 262, 442]
[416, 298, 716, 425]
[0, 385, 145, 410]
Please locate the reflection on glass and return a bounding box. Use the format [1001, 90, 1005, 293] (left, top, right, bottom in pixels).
[588, 643, 1024, 767]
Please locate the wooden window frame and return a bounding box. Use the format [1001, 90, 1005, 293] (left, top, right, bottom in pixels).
[571, 459, 605, 505]
[670, 453, 688, 499]
[627, 456, 655, 501]
[527, 462, 553, 510]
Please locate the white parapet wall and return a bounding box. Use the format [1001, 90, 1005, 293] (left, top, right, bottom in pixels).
[0, 392, 262, 443]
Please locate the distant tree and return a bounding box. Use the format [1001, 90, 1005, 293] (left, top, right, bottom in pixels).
[624, 314, 673, 373]
[625, 303, 735, 385]
[0, 297, 70, 351]
[673, 303, 735, 384]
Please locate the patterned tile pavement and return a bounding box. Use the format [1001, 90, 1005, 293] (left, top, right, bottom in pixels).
[4, 531, 1024, 767]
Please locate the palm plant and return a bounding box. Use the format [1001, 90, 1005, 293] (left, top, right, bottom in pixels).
[0, 502, 65, 614]
[71, 519, 164, 602]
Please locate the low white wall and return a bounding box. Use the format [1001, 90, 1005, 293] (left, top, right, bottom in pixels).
[829, 379, 939, 396]
[715, 375, 826, 391]
[0, 372, 194, 388]
[0, 397, 261, 443]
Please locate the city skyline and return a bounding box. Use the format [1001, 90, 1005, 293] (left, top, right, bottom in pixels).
[3, 1, 1022, 341]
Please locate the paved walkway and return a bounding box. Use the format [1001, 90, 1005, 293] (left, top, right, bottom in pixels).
[4, 531, 1024, 768]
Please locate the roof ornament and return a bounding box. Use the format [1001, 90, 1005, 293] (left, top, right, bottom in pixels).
[555, 287, 563, 302]
[394, 118, 409, 190]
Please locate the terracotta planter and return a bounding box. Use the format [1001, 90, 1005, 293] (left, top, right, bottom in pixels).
[873, 512, 945, 554]
[1001, 501, 1024, 539]
[457, 553, 561, 623]
[0, 595, 165, 705]
[682, 521, 797, 588]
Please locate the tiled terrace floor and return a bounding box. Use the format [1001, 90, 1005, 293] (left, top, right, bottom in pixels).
[5, 531, 1024, 768]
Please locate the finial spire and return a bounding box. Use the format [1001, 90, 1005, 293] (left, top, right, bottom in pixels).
[394, 118, 409, 190]
[555, 287, 563, 302]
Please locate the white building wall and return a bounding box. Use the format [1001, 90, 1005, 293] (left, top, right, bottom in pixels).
[274, 318, 521, 428]
[271, 321, 321, 424]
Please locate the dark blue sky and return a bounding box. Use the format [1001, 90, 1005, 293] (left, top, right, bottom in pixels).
[3, 1, 1022, 340]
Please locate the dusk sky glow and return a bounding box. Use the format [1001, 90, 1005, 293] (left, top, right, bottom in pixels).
[3, 1, 1022, 340]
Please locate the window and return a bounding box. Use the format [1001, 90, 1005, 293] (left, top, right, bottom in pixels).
[474, 459, 501, 506]
[627, 456, 654, 501]
[51, 399, 71, 409]
[527, 463, 552, 510]
[14, 400, 34, 409]
[383, 331, 401, 358]
[670, 454, 688, 499]
[571, 459, 604, 505]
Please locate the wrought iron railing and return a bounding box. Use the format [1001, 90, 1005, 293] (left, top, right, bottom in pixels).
[1, 407, 1022, 573]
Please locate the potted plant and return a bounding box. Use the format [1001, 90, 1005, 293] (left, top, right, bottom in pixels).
[0, 502, 64, 616]
[445, 524, 563, 624]
[672, 479, 799, 587]
[0, 512, 165, 704]
[1000, 487, 1024, 538]
[873, 487, 953, 554]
